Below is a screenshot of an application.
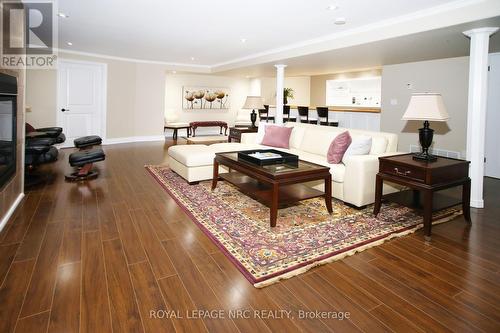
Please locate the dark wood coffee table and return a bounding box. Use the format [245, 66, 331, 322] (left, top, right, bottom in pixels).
[212, 151, 333, 227]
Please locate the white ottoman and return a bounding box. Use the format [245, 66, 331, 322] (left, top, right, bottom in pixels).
[167, 143, 262, 183]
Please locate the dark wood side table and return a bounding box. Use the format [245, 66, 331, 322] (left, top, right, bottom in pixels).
[373, 153, 471, 240]
[164, 124, 190, 140]
[228, 126, 258, 143]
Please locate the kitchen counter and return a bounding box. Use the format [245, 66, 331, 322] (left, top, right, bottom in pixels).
[266, 105, 381, 131]
[268, 105, 381, 113]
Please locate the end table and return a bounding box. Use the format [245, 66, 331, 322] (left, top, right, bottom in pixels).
[228, 126, 258, 143]
[373, 153, 471, 240]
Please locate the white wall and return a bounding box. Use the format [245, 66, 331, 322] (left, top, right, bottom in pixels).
[26, 52, 166, 140]
[164, 74, 251, 127]
[381, 56, 469, 156]
[260, 76, 311, 106]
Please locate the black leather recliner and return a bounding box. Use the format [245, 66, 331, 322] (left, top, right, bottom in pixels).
[26, 123, 66, 144]
[25, 135, 60, 187]
[25, 137, 58, 166]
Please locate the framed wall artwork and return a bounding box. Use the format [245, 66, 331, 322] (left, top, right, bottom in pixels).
[182, 86, 230, 110]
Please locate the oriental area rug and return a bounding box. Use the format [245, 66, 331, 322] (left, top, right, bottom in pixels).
[146, 165, 462, 288]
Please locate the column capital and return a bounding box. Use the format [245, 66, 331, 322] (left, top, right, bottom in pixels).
[274, 64, 287, 69]
[463, 27, 499, 38]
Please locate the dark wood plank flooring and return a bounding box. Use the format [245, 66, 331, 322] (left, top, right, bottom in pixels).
[0, 140, 499, 333]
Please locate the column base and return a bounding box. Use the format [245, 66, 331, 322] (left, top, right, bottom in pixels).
[470, 199, 484, 209]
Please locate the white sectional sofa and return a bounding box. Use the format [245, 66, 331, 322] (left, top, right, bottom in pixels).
[167, 122, 401, 207]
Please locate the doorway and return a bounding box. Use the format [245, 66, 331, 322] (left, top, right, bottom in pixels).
[57, 59, 107, 147]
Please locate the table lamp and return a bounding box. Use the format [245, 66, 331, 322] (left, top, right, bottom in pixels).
[402, 93, 450, 162]
[242, 96, 264, 128]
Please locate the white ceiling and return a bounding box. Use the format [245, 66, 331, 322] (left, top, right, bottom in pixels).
[218, 16, 500, 77]
[59, 0, 474, 65]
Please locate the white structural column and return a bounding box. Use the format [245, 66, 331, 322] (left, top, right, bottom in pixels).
[274, 64, 287, 125]
[463, 27, 499, 208]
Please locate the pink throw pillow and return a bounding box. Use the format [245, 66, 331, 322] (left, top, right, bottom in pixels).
[327, 131, 352, 164]
[261, 125, 293, 149]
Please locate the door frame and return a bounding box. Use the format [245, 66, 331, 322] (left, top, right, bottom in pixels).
[56, 58, 108, 146]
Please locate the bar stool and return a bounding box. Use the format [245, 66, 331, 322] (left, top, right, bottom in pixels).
[297, 106, 317, 124]
[282, 105, 297, 123]
[258, 107, 274, 123]
[316, 107, 339, 127]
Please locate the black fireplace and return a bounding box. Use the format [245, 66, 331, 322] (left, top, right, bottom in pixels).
[0, 73, 17, 189]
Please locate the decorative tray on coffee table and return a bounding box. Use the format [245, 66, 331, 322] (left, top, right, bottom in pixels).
[237, 149, 299, 166]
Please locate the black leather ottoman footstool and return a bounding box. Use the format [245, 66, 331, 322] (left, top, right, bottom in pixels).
[74, 135, 102, 148]
[66, 135, 105, 181]
[66, 145, 106, 181]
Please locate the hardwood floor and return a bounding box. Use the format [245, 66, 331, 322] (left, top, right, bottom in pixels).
[1, 140, 500, 333]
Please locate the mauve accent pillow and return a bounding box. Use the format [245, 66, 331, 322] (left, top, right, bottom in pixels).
[327, 131, 352, 164]
[261, 125, 293, 149]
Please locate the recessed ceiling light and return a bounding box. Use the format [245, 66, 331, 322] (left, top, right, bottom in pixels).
[190, 57, 195, 61]
[327, 5, 338, 11]
[334, 17, 346, 25]
[240, 38, 247, 43]
[58, 13, 69, 18]
[66, 42, 73, 46]
[172, 70, 177, 74]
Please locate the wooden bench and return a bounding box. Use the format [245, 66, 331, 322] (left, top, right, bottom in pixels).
[189, 121, 228, 137]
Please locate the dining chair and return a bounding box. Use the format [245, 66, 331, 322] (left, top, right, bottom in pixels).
[258, 108, 274, 123]
[316, 107, 339, 127]
[297, 106, 317, 124]
[282, 105, 297, 123]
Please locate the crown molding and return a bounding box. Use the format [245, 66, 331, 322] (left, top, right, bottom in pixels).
[55, 48, 211, 72]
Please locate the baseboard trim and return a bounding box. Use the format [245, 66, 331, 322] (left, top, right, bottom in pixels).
[470, 199, 484, 209]
[0, 193, 25, 233]
[104, 135, 165, 145]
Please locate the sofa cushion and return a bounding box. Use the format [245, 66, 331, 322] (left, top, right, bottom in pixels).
[343, 136, 372, 162]
[261, 125, 293, 149]
[286, 123, 306, 149]
[299, 128, 340, 156]
[289, 149, 345, 182]
[209, 142, 262, 152]
[255, 122, 278, 144]
[327, 131, 351, 164]
[168, 145, 214, 166]
[370, 137, 388, 155]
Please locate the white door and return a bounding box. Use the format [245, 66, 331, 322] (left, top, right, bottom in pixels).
[485, 54, 500, 179]
[57, 60, 106, 146]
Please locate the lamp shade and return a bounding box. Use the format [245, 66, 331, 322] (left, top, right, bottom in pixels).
[402, 93, 449, 121]
[242, 96, 264, 109]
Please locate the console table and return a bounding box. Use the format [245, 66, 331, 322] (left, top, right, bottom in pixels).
[189, 121, 228, 137]
[373, 154, 471, 240]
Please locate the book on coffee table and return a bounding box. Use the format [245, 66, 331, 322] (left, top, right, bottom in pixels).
[248, 152, 282, 160]
[237, 149, 298, 166]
